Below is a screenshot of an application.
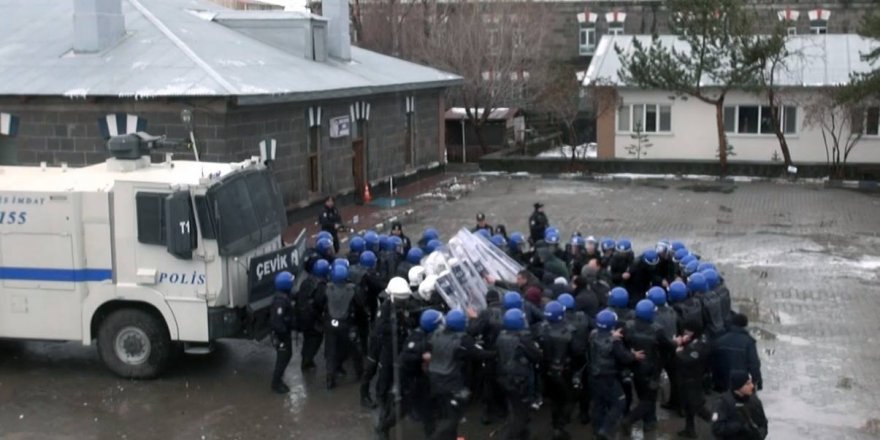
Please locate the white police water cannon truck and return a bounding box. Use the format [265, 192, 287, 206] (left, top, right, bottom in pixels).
[0, 125, 306, 379]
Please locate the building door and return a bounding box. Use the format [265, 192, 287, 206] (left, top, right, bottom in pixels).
[0, 137, 17, 165]
[352, 138, 365, 204]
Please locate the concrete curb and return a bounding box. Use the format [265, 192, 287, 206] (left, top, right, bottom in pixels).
[473, 170, 880, 189]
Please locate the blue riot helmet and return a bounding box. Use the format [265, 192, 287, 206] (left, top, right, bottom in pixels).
[557, 293, 575, 310]
[316, 238, 333, 257]
[349, 236, 366, 253]
[601, 238, 616, 252]
[426, 239, 442, 254]
[445, 310, 467, 332]
[359, 251, 377, 269]
[312, 259, 330, 278]
[635, 299, 657, 322]
[491, 234, 507, 248]
[422, 228, 440, 242]
[609, 287, 629, 308]
[670, 241, 686, 252]
[333, 257, 349, 268]
[364, 231, 380, 251]
[274, 271, 295, 292]
[668, 281, 688, 302]
[503, 291, 523, 310]
[684, 260, 700, 277]
[544, 301, 565, 322]
[702, 269, 720, 289]
[596, 309, 618, 330]
[406, 248, 424, 264]
[643, 250, 660, 266]
[379, 235, 393, 251]
[509, 232, 525, 250]
[616, 239, 632, 252]
[316, 231, 333, 243]
[420, 309, 444, 333]
[331, 264, 348, 284]
[571, 235, 586, 248]
[647, 286, 667, 306]
[687, 273, 708, 294]
[673, 248, 690, 263]
[697, 262, 717, 272]
[503, 309, 527, 331]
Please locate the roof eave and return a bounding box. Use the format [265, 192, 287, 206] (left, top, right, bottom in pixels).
[233, 79, 463, 106]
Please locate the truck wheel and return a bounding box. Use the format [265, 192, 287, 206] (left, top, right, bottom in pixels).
[97, 309, 171, 379]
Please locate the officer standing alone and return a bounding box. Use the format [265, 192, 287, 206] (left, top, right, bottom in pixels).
[528, 203, 549, 245]
[319, 196, 343, 252]
[270, 271, 296, 394]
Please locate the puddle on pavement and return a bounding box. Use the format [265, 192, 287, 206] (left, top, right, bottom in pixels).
[678, 183, 736, 194]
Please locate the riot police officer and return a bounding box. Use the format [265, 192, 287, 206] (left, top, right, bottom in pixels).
[427, 309, 495, 440]
[622, 299, 679, 433]
[528, 203, 548, 245]
[466, 289, 506, 425]
[711, 371, 768, 440]
[608, 239, 634, 287]
[608, 287, 635, 322]
[348, 235, 366, 266]
[496, 308, 542, 440]
[536, 300, 582, 440]
[294, 258, 329, 371]
[396, 247, 423, 279]
[320, 264, 365, 390]
[270, 271, 296, 394]
[675, 274, 707, 334]
[558, 293, 592, 425]
[649, 286, 682, 411]
[589, 309, 644, 440]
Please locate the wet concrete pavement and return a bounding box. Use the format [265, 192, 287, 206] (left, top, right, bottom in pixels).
[2, 175, 880, 440]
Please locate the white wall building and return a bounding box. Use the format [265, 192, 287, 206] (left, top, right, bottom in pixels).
[584, 34, 880, 163]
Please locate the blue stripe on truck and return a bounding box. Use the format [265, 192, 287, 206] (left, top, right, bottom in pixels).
[0, 267, 113, 282]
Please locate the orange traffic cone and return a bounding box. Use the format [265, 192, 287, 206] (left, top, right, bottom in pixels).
[364, 184, 372, 203]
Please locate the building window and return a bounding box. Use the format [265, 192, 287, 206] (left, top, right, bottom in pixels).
[579, 25, 596, 55]
[405, 113, 415, 166]
[811, 25, 827, 34]
[608, 27, 624, 36]
[724, 105, 797, 135]
[617, 104, 672, 133]
[787, 26, 797, 35]
[308, 125, 320, 193]
[865, 106, 880, 136]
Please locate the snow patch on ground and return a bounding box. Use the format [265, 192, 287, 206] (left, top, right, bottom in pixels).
[716, 246, 880, 281]
[776, 334, 812, 346]
[63, 88, 90, 98]
[536, 144, 597, 159]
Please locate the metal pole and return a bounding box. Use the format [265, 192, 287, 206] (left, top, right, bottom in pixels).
[460, 118, 466, 163]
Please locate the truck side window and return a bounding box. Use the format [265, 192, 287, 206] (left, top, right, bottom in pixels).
[136, 192, 166, 245]
[194, 195, 216, 239]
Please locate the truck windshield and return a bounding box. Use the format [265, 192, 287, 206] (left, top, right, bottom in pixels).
[207, 168, 287, 256]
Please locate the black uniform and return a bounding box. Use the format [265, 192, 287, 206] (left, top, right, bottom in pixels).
[269, 289, 296, 391]
[711, 391, 769, 440]
[377, 249, 400, 283]
[467, 304, 506, 423]
[712, 325, 763, 392]
[319, 205, 343, 252]
[472, 223, 495, 235]
[371, 298, 423, 425]
[375, 305, 433, 439]
[528, 210, 549, 245]
[427, 329, 495, 440]
[623, 319, 677, 430]
[716, 280, 733, 325]
[655, 305, 681, 408]
[563, 309, 593, 426]
[608, 252, 634, 287]
[589, 329, 637, 439]
[496, 329, 542, 440]
[700, 287, 727, 339]
[318, 280, 366, 389]
[626, 260, 665, 307]
[293, 273, 326, 370]
[674, 295, 705, 335]
[536, 319, 582, 438]
[676, 332, 712, 435]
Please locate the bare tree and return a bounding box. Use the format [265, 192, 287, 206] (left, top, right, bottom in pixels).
[534, 65, 582, 163]
[803, 88, 864, 179]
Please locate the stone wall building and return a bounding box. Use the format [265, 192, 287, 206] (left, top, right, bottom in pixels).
[0, 0, 459, 209]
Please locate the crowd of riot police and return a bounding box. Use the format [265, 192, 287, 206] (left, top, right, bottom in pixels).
[268, 204, 768, 440]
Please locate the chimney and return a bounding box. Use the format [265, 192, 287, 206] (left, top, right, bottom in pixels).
[322, 0, 351, 60]
[73, 0, 126, 53]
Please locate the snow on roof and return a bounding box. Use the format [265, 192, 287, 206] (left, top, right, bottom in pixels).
[0, 0, 461, 103]
[0, 160, 245, 192]
[584, 34, 878, 88]
[444, 107, 519, 121]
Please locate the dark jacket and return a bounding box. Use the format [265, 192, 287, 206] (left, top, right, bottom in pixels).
[319, 205, 342, 232]
[711, 391, 768, 440]
[528, 211, 549, 243]
[712, 326, 763, 391]
[269, 290, 296, 336]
